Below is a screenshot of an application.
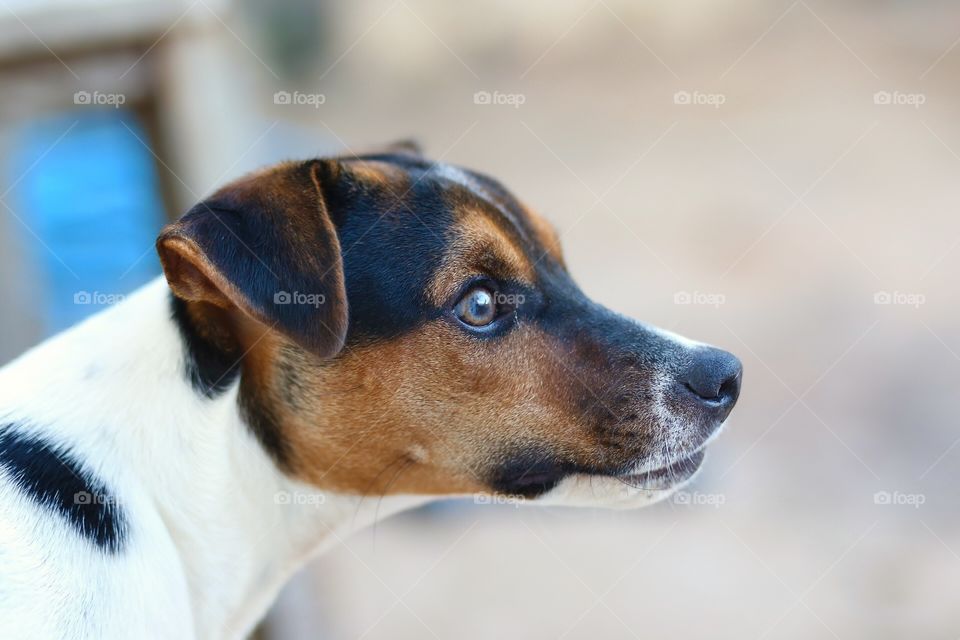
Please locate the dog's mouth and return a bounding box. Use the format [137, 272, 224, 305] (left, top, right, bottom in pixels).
[491, 448, 707, 499]
[615, 450, 705, 491]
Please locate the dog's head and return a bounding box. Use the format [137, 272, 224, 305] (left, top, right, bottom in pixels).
[157, 143, 741, 508]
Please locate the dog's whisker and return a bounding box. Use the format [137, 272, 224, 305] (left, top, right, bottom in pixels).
[371, 457, 417, 550]
[350, 454, 411, 533]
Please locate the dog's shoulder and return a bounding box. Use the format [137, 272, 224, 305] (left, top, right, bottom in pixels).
[0, 279, 200, 637]
[0, 421, 197, 638]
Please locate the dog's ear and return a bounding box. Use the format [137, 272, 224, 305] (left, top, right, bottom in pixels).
[156, 160, 348, 359]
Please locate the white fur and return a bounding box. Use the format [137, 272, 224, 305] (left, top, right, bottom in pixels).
[535, 473, 691, 510]
[0, 278, 429, 639]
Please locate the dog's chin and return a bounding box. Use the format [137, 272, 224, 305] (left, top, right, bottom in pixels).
[533, 450, 705, 510]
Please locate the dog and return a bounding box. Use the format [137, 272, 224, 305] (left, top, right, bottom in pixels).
[0, 142, 741, 639]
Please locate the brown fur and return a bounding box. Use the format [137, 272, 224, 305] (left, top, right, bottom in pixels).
[238, 320, 610, 495]
[524, 206, 565, 267]
[426, 210, 535, 306]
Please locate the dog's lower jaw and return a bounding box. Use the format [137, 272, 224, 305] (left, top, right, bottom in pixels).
[532, 465, 702, 510]
[530, 447, 709, 510]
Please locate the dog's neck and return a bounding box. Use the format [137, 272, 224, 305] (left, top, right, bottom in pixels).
[0, 277, 430, 638]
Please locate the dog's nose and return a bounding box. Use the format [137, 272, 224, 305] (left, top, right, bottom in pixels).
[681, 347, 742, 415]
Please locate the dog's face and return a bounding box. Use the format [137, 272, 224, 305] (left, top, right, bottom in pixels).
[157, 144, 741, 508]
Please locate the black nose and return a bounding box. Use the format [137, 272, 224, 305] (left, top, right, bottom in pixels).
[681, 347, 742, 413]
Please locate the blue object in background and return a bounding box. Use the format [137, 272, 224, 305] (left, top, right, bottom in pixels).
[9, 110, 166, 334]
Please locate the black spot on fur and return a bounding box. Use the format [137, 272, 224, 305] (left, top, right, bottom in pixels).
[0, 426, 127, 552]
[170, 294, 240, 397]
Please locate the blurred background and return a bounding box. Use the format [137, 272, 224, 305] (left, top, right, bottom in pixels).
[1, 0, 958, 637]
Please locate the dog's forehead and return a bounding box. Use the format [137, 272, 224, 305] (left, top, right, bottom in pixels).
[427, 164, 531, 239]
[342, 154, 563, 262]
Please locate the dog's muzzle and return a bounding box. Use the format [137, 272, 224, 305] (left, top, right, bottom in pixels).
[613, 345, 742, 491]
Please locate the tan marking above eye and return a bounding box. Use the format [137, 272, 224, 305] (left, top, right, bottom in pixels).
[524, 206, 565, 266]
[426, 210, 536, 306]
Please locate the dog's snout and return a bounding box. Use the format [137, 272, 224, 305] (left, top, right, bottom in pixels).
[681, 348, 742, 412]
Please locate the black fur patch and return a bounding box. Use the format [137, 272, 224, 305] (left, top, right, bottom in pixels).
[489, 449, 569, 498]
[170, 294, 240, 397]
[0, 426, 127, 552]
[327, 171, 455, 344]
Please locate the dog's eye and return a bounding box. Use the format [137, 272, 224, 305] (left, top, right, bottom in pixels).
[455, 286, 497, 327]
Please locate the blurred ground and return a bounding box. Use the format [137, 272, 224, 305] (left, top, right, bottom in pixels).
[2, 1, 959, 638]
